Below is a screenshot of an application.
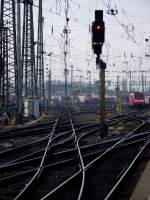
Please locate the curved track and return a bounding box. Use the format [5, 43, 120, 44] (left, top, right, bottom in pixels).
[0, 111, 149, 200]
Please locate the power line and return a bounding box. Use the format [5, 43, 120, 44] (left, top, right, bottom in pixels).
[102, 0, 145, 54]
[32, 2, 89, 27]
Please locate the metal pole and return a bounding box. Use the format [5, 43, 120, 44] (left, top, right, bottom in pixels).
[48, 53, 52, 106]
[117, 75, 119, 89]
[64, 54, 68, 102]
[17, 0, 22, 117]
[80, 75, 82, 90]
[129, 71, 132, 92]
[89, 72, 91, 96]
[87, 71, 91, 97]
[49, 69, 51, 107]
[98, 56, 107, 138]
[116, 75, 120, 114]
[49, 70, 51, 106]
[70, 65, 73, 95]
[145, 76, 146, 92]
[142, 74, 144, 93]
[63, 0, 70, 105]
[47, 70, 51, 107]
[6, 29, 9, 113]
[100, 67, 106, 137]
[22, 0, 36, 117]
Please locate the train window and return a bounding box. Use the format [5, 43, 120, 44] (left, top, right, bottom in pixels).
[135, 93, 144, 99]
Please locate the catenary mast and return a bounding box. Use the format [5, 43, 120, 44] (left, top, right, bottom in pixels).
[37, 0, 44, 110]
[22, 0, 36, 115]
[0, 0, 19, 114]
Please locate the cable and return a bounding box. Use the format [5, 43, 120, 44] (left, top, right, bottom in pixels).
[118, 0, 145, 43]
[33, 2, 89, 27]
[102, 0, 145, 54]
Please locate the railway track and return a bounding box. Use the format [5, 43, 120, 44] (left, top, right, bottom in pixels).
[38, 126, 150, 200]
[103, 139, 150, 200]
[0, 121, 101, 167]
[0, 111, 80, 199]
[0, 111, 149, 199]
[0, 125, 149, 180]
[0, 112, 144, 166]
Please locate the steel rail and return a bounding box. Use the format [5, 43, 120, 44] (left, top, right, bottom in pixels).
[15, 113, 61, 200]
[0, 114, 142, 164]
[14, 111, 87, 199]
[0, 127, 121, 176]
[84, 118, 145, 170]
[0, 120, 56, 133]
[0, 112, 145, 200]
[0, 120, 96, 167]
[73, 115, 145, 199]
[0, 125, 54, 139]
[40, 116, 146, 199]
[0, 131, 149, 185]
[0, 122, 96, 154]
[1, 125, 149, 181]
[104, 137, 150, 200]
[40, 111, 85, 200]
[0, 116, 148, 199]
[1, 127, 148, 172]
[68, 112, 85, 200]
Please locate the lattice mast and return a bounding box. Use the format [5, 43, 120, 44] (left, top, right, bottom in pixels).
[22, 0, 36, 114]
[0, 0, 19, 113]
[87, 70, 91, 97]
[63, 0, 70, 102]
[16, 0, 23, 115]
[37, 0, 44, 101]
[0, 27, 8, 110]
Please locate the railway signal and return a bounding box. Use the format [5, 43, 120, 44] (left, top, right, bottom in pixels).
[92, 21, 105, 43]
[92, 10, 107, 138]
[92, 10, 105, 54]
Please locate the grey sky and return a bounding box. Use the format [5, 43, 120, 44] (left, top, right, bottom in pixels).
[34, 0, 150, 84]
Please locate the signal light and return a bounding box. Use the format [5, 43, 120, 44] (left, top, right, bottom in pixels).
[92, 21, 105, 44]
[96, 25, 101, 30]
[91, 10, 105, 54]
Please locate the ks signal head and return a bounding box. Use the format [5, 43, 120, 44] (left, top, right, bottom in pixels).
[91, 10, 105, 54]
[92, 21, 105, 44]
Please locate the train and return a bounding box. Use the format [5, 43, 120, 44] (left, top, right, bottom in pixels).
[129, 92, 145, 107]
[84, 95, 116, 109]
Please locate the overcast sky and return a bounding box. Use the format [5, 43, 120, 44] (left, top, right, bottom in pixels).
[33, 0, 150, 85]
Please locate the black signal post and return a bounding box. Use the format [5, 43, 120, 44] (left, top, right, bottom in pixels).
[92, 10, 107, 138]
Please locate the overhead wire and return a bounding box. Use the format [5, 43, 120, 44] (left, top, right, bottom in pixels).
[118, 0, 145, 46]
[32, 2, 89, 27]
[102, 0, 146, 54]
[38, 0, 149, 82]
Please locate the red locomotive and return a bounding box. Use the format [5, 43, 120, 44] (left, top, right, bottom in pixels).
[129, 92, 145, 107]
